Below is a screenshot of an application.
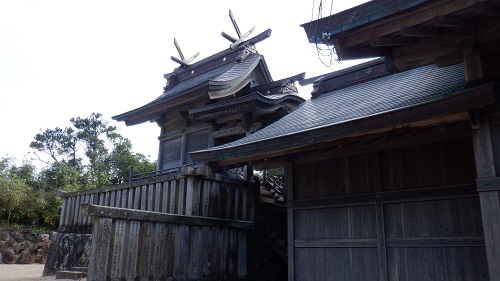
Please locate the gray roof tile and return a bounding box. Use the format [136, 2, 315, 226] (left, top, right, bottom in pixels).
[193, 63, 466, 155]
[156, 61, 237, 100]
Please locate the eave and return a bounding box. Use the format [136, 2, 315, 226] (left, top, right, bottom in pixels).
[113, 30, 275, 126]
[113, 54, 272, 126]
[188, 92, 305, 122]
[191, 83, 497, 166]
[301, 0, 433, 45]
[301, 0, 500, 70]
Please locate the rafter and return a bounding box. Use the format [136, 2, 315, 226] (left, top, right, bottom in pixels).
[434, 16, 465, 28]
[370, 37, 415, 47]
[400, 27, 441, 37]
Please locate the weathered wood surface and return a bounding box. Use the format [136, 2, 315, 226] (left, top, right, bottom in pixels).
[291, 195, 488, 281]
[58, 167, 255, 281]
[57, 166, 254, 233]
[472, 109, 500, 281]
[293, 136, 476, 200]
[81, 203, 254, 230]
[86, 205, 252, 281]
[289, 135, 489, 281]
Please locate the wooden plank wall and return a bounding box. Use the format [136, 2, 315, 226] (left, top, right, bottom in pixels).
[85, 204, 252, 281]
[58, 170, 254, 233]
[289, 136, 489, 281]
[293, 137, 476, 200]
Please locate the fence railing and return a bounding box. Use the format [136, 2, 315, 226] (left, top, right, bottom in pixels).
[129, 166, 180, 182]
[58, 166, 256, 233]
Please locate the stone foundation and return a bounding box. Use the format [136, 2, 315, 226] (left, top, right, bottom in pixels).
[42, 232, 92, 276]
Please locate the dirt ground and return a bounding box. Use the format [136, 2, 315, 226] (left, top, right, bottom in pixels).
[0, 264, 87, 281]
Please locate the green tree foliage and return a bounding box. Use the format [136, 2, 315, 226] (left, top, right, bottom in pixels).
[0, 158, 59, 228]
[70, 113, 118, 187]
[1, 112, 157, 229]
[30, 112, 156, 190]
[0, 169, 30, 225]
[30, 127, 78, 165]
[109, 136, 157, 184]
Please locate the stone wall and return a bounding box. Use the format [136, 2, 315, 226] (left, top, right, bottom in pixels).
[0, 230, 51, 264]
[43, 232, 92, 276]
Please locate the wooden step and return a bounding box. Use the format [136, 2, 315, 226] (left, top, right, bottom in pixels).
[56, 268, 88, 279]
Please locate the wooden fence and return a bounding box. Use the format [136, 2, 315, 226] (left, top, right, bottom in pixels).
[83, 203, 253, 280]
[58, 166, 256, 233]
[54, 166, 256, 280]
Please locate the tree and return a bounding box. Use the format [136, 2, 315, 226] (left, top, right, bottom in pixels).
[109, 137, 157, 184]
[29, 112, 157, 189]
[30, 127, 77, 165]
[1, 113, 157, 228]
[0, 165, 31, 225]
[71, 112, 118, 188]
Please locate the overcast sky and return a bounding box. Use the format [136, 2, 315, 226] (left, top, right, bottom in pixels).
[0, 0, 369, 168]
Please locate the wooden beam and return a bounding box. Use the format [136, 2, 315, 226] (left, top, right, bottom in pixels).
[80, 203, 254, 229]
[341, 0, 477, 48]
[294, 238, 377, 248]
[393, 31, 455, 58]
[285, 163, 295, 281]
[470, 109, 500, 281]
[393, 31, 459, 70]
[370, 37, 415, 47]
[474, 2, 500, 17]
[478, 17, 500, 46]
[295, 114, 470, 164]
[463, 52, 484, 82]
[287, 184, 477, 209]
[395, 42, 458, 70]
[455, 22, 484, 82]
[400, 27, 441, 37]
[385, 236, 485, 247]
[376, 201, 389, 281]
[332, 38, 388, 60]
[434, 51, 463, 67]
[221, 32, 237, 43]
[476, 177, 500, 192]
[434, 16, 465, 28]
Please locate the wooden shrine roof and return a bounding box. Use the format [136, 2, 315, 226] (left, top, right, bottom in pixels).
[301, 0, 434, 44]
[113, 29, 287, 126]
[190, 62, 498, 166]
[301, 0, 500, 70]
[188, 73, 306, 122]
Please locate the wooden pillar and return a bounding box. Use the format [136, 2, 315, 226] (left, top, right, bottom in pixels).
[285, 163, 295, 281]
[156, 117, 166, 171]
[462, 24, 500, 278]
[471, 109, 500, 281]
[456, 22, 484, 83]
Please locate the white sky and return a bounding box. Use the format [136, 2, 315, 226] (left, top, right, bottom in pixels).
[0, 0, 369, 168]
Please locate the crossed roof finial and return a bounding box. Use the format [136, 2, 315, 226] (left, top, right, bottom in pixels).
[170, 38, 200, 67]
[221, 9, 256, 50]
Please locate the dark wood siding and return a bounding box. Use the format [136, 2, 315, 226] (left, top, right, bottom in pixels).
[186, 130, 210, 164]
[293, 137, 476, 199]
[161, 136, 182, 170]
[290, 135, 488, 281]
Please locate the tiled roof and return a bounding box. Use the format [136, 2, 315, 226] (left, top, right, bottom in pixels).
[188, 91, 305, 121]
[156, 61, 237, 99]
[113, 53, 270, 125]
[191, 63, 469, 161]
